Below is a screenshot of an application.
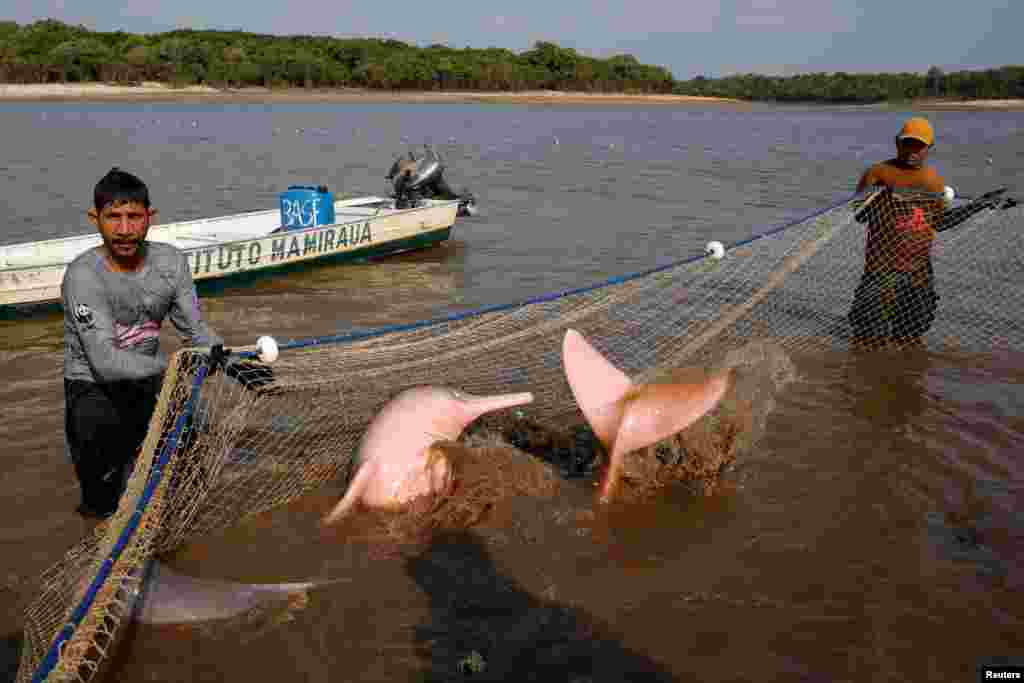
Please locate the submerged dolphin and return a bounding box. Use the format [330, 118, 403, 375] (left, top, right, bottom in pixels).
[129, 560, 341, 625]
[322, 387, 534, 525]
[64, 560, 344, 627]
[561, 329, 731, 503]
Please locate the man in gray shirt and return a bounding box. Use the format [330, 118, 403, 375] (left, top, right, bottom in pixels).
[63, 168, 223, 519]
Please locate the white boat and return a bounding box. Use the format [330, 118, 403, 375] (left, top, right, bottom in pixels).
[0, 195, 461, 314]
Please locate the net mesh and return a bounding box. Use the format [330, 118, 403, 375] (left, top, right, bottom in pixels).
[17, 188, 1023, 682]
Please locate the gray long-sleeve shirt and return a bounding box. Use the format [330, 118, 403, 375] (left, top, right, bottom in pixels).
[62, 242, 222, 383]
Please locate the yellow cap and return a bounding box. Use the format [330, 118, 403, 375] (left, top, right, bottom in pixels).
[897, 117, 934, 146]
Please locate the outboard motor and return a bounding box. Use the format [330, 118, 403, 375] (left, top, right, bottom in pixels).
[388, 146, 443, 209]
[387, 145, 478, 216]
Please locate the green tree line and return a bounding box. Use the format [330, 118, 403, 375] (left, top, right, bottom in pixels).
[674, 65, 1024, 103]
[0, 19, 673, 92]
[0, 19, 1020, 101]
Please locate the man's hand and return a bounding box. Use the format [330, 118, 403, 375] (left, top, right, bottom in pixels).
[936, 187, 1016, 233]
[208, 344, 275, 391]
[209, 344, 230, 373]
[224, 360, 275, 391]
[854, 187, 891, 224]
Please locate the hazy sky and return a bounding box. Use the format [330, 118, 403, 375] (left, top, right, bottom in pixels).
[2, 0, 1019, 79]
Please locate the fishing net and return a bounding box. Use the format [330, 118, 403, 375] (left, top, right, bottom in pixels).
[17, 187, 1023, 682]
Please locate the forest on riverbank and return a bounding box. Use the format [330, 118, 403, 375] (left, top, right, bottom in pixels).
[673, 66, 1024, 103]
[1, 19, 1021, 104]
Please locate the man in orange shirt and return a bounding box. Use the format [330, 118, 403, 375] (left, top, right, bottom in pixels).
[848, 117, 946, 348]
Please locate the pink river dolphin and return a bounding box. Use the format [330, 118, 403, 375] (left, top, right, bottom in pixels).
[561, 329, 731, 503]
[322, 386, 535, 524]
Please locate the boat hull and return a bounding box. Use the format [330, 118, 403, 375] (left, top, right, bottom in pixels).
[194, 226, 451, 297]
[0, 198, 458, 317]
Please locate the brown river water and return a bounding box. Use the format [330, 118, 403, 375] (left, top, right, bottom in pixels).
[0, 102, 1021, 681]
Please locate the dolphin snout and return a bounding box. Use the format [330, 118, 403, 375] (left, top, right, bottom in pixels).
[459, 390, 534, 412]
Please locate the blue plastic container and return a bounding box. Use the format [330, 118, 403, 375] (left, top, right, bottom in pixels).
[279, 185, 335, 230]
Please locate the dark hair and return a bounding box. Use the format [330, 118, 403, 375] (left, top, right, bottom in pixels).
[93, 167, 150, 211]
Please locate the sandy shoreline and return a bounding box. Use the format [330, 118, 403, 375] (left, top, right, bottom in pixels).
[0, 82, 748, 106]
[910, 98, 1024, 110]
[1, 82, 1020, 110]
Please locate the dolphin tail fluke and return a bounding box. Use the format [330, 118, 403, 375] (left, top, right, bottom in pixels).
[562, 328, 633, 447]
[597, 371, 731, 503]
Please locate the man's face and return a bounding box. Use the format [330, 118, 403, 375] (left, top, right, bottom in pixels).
[89, 200, 154, 260]
[896, 138, 930, 169]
